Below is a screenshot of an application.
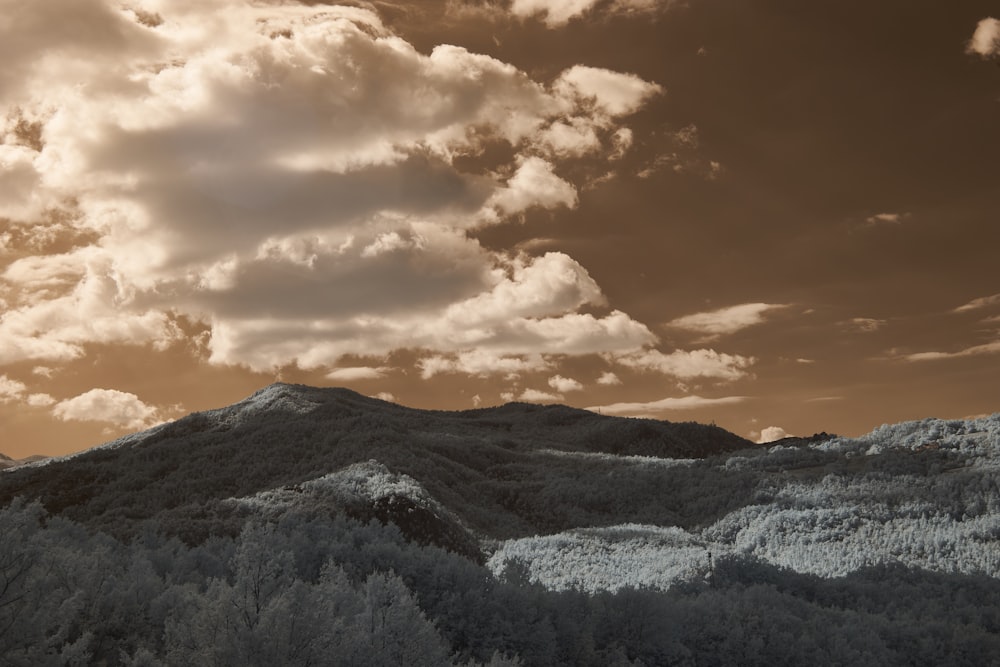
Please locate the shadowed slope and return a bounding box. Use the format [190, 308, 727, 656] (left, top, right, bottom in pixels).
[0, 383, 755, 547]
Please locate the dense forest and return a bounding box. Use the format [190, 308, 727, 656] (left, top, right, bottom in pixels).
[1, 384, 998, 665]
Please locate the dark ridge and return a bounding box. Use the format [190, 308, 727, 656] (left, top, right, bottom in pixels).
[768, 432, 840, 448]
[0, 382, 757, 545]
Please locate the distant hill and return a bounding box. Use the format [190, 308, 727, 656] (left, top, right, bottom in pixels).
[0, 452, 47, 470]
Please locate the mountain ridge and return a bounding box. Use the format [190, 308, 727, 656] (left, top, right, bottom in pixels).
[0, 382, 756, 546]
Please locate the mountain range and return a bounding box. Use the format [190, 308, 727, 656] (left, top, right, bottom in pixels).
[2, 383, 998, 665]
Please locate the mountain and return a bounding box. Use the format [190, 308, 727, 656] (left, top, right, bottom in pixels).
[2, 384, 998, 665]
[0, 452, 47, 470]
[0, 383, 753, 549]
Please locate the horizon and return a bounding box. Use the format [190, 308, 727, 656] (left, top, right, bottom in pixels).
[2, 1, 999, 458]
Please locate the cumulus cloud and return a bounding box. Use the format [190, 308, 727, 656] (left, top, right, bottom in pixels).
[596, 371, 621, 385]
[0, 375, 54, 408]
[510, 0, 602, 26]
[968, 17, 1000, 58]
[52, 388, 160, 430]
[0, 375, 27, 402]
[27, 393, 56, 407]
[616, 348, 755, 381]
[668, 303, 788, 338]
[588, 394, 746, 416]
[486, 157, 578, 217]
[554, 66, 663, 117]
[548, 374, 583, 392]
[518, 388, 563, 402]
[0, 0, 666, 377]
[756, 426, 790, 443]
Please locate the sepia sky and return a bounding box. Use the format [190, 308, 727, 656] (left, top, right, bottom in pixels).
[2, 0, 999, 458]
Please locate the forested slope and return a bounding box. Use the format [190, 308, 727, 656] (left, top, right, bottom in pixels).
[0, 382, 752, 545]
[1, 384, 998, 665]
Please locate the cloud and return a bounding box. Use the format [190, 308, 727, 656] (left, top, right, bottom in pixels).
[847, 317, 887, 333]
[419, 350, 550, 378]
[967, 17, 1000, 58]
[901, 340, 1000, 362]
[326, 366, 389, 381]
[518, 388, 563, 402]
[510, 0, 602, 26]
[616, 348, 755, 381]
[596, 371, 621, 385]
[509, 0, 670, 26]
[554, 66, 663, 117]
[52, 388, 160, 430]
[757, 426, 790, 444]
[486, 157, 578, 217]
[26, 393, 56, 407]
[864, 212, 909, 226]
[0, 0, 665, 378]
[588, 395, 746, 416]
[0, 375, 27, 402]
[0, 375, 54, 408]
[668, 303, 788, 338]
[954, 293, 1000, 313]
[373, 392, 396, 403]
[548, 374, 584, 392]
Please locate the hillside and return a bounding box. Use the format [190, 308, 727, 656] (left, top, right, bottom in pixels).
[0, 383, 753, 547]
[1, 385, 998, 666]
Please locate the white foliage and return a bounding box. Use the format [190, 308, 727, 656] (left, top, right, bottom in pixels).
[492, 413, 1000, 592]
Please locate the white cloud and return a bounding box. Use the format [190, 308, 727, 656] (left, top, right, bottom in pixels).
[52, 388, 160, 430]
[902, 340, 1000, 362]
[486, 157, 578, 217]
[26, 393, 56, 407]
[0, 375, 54, 408]
[757, 426, 790, 444]
[510, 0, 601, 26]
[373, 392, 396, 402]
[864, 212, 908, 226]
[616, 348, 754, 381]
[0, 0, 668, 381]
[596, 371, 621, 385]
[954, 293, 1000, 313]
[32, 366, 55, 378]
[519, 388, 562, 402]
[668, 302, 788, 338]
[548, 374, 583, 392]
[0, 375, 27, 402]
[967, 17, 1000, 57]
[509, 0, 670, 26]
[326, 366, 389, 381]
[609, 127, 633, 160]
[554, 66, 663, 117]
[588, 395, 746, 416]
[420, 350, 549, 378]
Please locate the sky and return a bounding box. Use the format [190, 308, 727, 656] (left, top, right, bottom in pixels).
[1, 0, 999, 459]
